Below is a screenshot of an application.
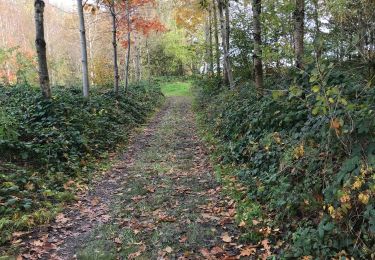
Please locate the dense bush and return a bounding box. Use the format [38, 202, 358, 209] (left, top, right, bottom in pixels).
[0, 83, 164, 245]
[194, 65, 375, 258]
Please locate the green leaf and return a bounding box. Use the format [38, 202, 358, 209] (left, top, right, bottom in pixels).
[312, 85, 320, 93]
[312, 106, 320, 115]
[340, 98, 348, 106]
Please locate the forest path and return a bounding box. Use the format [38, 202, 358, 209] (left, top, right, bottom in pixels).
[22, 92, 251, 259]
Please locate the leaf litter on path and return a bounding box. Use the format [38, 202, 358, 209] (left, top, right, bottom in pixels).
[14, 97, 266, 259]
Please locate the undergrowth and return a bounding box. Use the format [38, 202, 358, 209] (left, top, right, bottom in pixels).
[0, 82, 164, 247]
[194, 63, 375, 259]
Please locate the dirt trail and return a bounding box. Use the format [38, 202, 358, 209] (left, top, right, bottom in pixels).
[20, 97, 251, 259]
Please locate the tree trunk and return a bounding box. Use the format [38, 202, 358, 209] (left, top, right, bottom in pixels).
[77, 0, 90, 97]
[312, 0, 321, 61]
[110, 3, 119, 94]
[217, 1, 228, 84]
[294, 0, 305, 69]
[125, 0, 131, 92]
[135, 36, 141, 83]
[208, 7, 214, 74]
[252, 0, 263, 94]
[205, 16, 210, 74]
[34, 0, 51, 99]
[212, 0, 221, 76]
[146, 38, 151, 82]
[217, 0, 234, 89]
[225, 5, 230, 52]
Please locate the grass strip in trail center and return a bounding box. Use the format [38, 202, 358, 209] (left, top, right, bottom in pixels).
[160, 81, 192, 97]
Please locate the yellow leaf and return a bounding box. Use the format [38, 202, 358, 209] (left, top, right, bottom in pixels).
[358, 193, 370, 204]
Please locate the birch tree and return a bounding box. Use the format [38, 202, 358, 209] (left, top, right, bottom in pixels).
[77, 0, 90, 97]
[252, 0, 263, 93]
[217, 0, 234, 89]
[34, 0, 51, 99]
[108, 0, 120, 94]
[125, 0, 131, 92]
[212, 0, 220, 76]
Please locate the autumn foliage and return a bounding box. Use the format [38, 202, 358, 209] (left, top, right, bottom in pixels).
[115, 0, 166, 48]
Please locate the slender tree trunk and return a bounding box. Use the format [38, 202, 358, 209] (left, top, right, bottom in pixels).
[208, 7, 214, 74]
[224, 2, 234, 88]
[212, 0, 221, 76]
[146, 38, 151, 82]
[217, 0, 228, 84]
[110, 4, 119, 94]
[205, 17, 210, 74]
[312, 0, 321, 61]
[294, 0, 305, 69]
[217, 0, 234, 89]
[225, 5, 230, 52]
[77, 0, 90, 97]
[135, 36, 141, 83]
[252, 0, 263, 93]
[125, 0, 131, 92]
[34, 0, 51, 99]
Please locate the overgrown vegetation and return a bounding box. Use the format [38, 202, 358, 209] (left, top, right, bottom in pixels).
[194, 63, 375, 258]
[0, 83, 164, 246]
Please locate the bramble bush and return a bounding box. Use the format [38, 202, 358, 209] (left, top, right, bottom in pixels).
[194, 63, 375, 258]
[0, 83, 164, 245]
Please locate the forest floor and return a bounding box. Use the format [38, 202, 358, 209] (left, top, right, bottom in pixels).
[14, 83, 260, 259]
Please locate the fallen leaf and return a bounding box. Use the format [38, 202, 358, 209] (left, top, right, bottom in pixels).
[240, 246, 256, 256]
[211, 246, 224, 255]
[261, 239, 271, 260]
[165, 246, 173, 253]
[228, 208, 236, 217]
[221, 233, 232, 243]
[114, 237, 122, 244]
[63, 180, 75, 190]
[100, 214, 111, 223]
[146, 185, 155, 193]
[11, 239, 22, 244]
[252, 219, 260, 225]
[128, 244, 146, 259]
[199, 248, 213, 259]
[219, 217, 233, 225]
[238, 220, 246, 227]
[31, 240, 44, 247]
[131, 195, 146, 202]
[201, 213, 220, 221]
[158, 213, 176, 222]
[12, 231, 29, 238]
[55, 213, 70, 224]
[179, 236, 188, 243]
[91, 197, 100, 206]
